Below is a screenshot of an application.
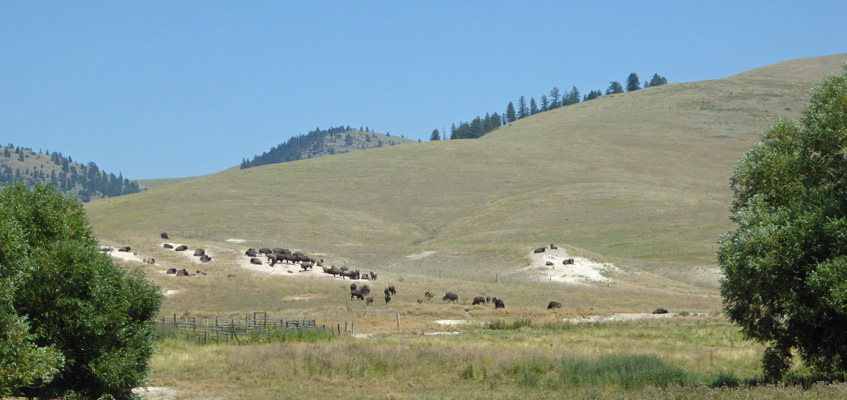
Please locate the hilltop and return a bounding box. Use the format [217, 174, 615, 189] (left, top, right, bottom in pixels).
[0, 146, 141, 201]
[85, 54, 847, 305]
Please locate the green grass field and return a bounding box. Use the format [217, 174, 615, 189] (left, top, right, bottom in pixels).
[84, 54, 847, 399]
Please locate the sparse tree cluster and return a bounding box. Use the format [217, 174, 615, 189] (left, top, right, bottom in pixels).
[0, 145, 140, 202]
[434, 72, 667, 141]
[241, 126, 354, 169]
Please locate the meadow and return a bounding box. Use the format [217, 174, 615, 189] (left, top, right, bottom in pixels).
[83, 55, 847, 399]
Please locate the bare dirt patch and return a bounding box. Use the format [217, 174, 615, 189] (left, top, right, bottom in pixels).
[104, 249, 146, 264]
[406, 250, 437, 261]
[505, 248, 619, 284]
[563, 313, 678, 324]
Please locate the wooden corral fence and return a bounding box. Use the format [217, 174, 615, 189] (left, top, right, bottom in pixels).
[154, 312, 353, 344]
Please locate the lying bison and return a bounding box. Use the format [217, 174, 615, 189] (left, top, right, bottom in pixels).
[200, 255, 212, 263]
[563, 258, 575, 265]
[547, 301, 562, 309]
[245, 249, 258, 257]
[534, 247, 546, 254]
[653, 308, 669, 314]
[166, 268, 177, 275]
[443, 292, 458, 303]
[194, 248, 205, 257]
[117, 246, 131, 252]
[175, 245, 188, 252]
[176, 269, 189, 277]
[163, 243, 174, 249]
[250, 257, 263, 265]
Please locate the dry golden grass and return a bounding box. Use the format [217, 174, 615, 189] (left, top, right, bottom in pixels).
[83, 55, 847, 399]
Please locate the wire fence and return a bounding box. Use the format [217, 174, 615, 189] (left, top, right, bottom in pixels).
[154, 312, 354, 344]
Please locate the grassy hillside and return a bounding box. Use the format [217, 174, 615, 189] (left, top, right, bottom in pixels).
[87, 55, 847, 273]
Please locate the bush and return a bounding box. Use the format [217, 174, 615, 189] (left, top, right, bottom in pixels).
[557, 354, 690, 389]
[486, 319, 532, 330]
[0, 182, 163, 399]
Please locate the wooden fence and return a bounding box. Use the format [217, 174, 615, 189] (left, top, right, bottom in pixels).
[154, 312, 350, 344]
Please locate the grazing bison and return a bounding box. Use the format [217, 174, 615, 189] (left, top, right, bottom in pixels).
[258, 248, 272, 255]
[163, 243, 174, 249]
[472, 296, 486, 306]
[547, 301, 562, 309]
[494, 298, 505, 309]
[250, 257, 263, 265]
[366, 297, 374, 306]
[341, 270, 360, 280]
[326, 266, 342, 277]
[653, 308, 669, 314]
[388, 285, 396, 295]
[534, 247, 546, 254]
[166, 268, 177, 275]
[175, 245, 188, 251]
[200, 255, 212, 263]
[301, 261, 314, 270]
[384, 288, 390, 296]
[443, 292, 458, 303]
[193, 249, 205, 257]
[350, 289, 365, 301]
[161, 232, 169, 239]
[486, 296, 491, 304]
[360, 285, 371, 295]
[385, 294, 391, 304]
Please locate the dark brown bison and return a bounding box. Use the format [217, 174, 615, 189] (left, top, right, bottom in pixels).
[326, 266, 342, 277]
[175, 245, 188, 251]
[176, 269, 189, 277]
[350, 289, 365, 301]
[245, 248, 258, 257]
[534, 247, 546, 253]
[443, 292, 458, 303]
[563, 258, 575, 265]
[472, 296, 486, 306]
[161, 232, 169, 239]
[545, 261, 554, 266]
[145, 258, 155, 264]
[301, 261, 314, 270]
[273, 248, 290, 255]
[163, 243, 174, 249]
[653, 308, 669, 314]
[258, 248, 272, 255]
[166, 268, 177, 275]
[200, 255, 212, 263]
[550, 243, 557, 249]
[494, 298, 505, 309]
[360, 285, 370, 295]
[350, 283, 357, 291]
[384, 294, 391, 304]
[250, 257, 263, 265]
[118, 246, 131, 252]
[388, 285, 396, 295]
[384, 288, 390, 296]
[193, 249, 205, 257]
[366, 297, 374, 306]
[341, 270, 359, 280]
[370, 271, 377, 280]
[547, 301, 562, 309]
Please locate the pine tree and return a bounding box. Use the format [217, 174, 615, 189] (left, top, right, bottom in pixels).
[530, 97, 539, 115]
[506, 102, 517, 123]
[626, 73, 641, 92]
[430, 129, 440, 141]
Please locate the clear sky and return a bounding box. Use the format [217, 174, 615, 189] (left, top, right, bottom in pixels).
[2, 1, 845, 179]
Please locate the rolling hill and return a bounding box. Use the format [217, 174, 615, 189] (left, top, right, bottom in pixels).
[85, 54, 847, 290]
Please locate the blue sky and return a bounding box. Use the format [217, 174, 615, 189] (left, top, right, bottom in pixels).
[2, 1, 845, 179]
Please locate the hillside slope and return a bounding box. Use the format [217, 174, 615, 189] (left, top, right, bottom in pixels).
[85, 54, 847, 281]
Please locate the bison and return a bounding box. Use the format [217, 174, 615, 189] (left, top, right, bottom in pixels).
[175, 245, 188, 252]
[472, 296, 486, 306]
[545, 261, 554, 266]
[166, 268, 177, 275]
[273, 248, 290, 255]
[369, 271, 377, 280]
[360, 285, 370, 295]
[176, 269, 189, 277]
[250, 257, 263, 265]
[385, 294, 391, 304]
[652, 308, 669, 314]
[547, 301, 562, 309]
[443, 292, 458, 303]
[193, 249, 205, 257]
[424, 291, 435, 300]
[366, 297, 374, 306]
[550, 243, 558, 249]
[494, 298, 505, 309]
[118, 246, 131, 252]
[245, 249, 258, 257]
[350, 289, 365, 301]
[301, 261, 314, 270]
[163, 243, 174, 249]
[200, 255, 212, 263]
[388, 285, 396, 295]
[161, 232, 169, 239]
[534, 247, 546, 254]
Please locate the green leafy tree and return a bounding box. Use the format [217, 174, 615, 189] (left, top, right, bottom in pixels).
[626, 73, 640, 92]
[0, 182, 163, 398]
[719, 67, 847, 381]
